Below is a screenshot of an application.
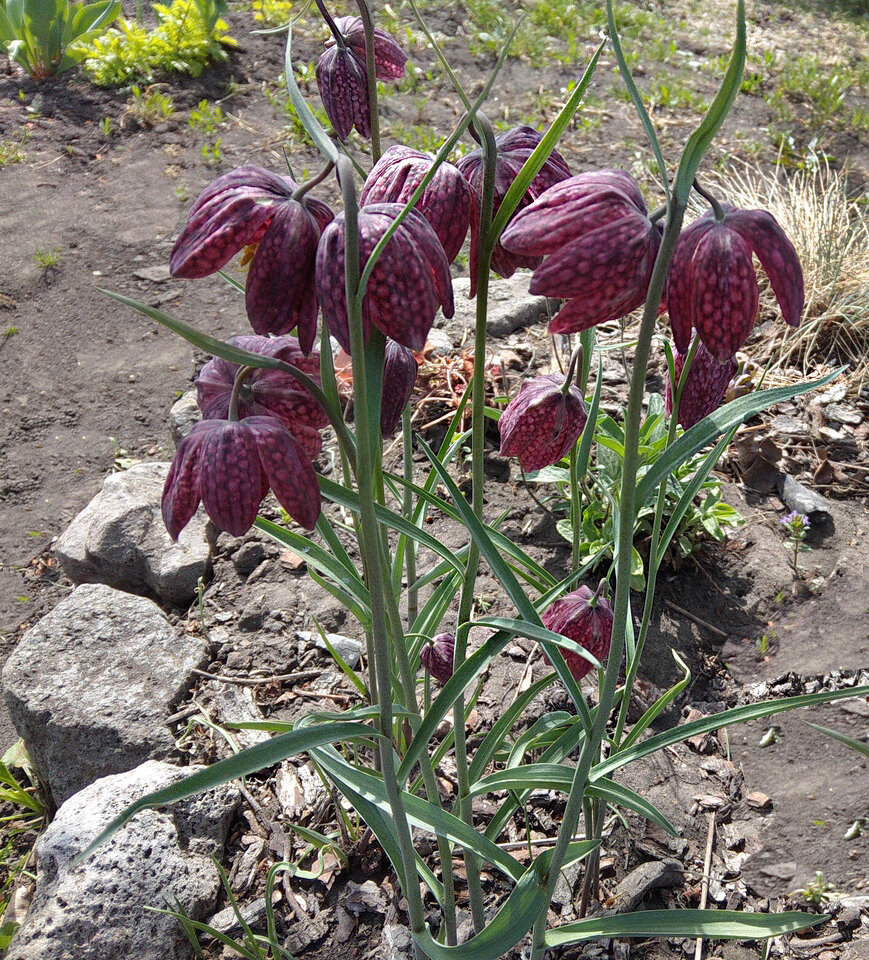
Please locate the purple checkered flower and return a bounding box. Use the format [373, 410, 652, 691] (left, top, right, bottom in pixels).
[500, 169, 661, 334]
[162, 417, 320, 539]
[195, 335, 329, 460]
[361, 146, 472, 264]
[316, 16, 406, 140]
[421, 633, 455, 684]
[315, 202, 454, 353]
[456, 126, 571, 295]
[498, 373, 588, 472]
[380, 340, 418, 436]
[665, 335, 737, 430]
[542, 585, 613, 682]
[667, 205, 804, 362]
[169, 165, 333, 354]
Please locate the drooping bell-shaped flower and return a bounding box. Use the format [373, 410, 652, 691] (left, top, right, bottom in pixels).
[316, 202, 454, 354]
[498, 373, 588, 472]
[162, 417, 320, 539]
[665, 336, 737, 430]
[500, 169, 661, 335]
[380, 340, 418, 436]
[456, 126, 571, 295]
[316, 16, 406, 140]
[421, 633, 455, 684]
[666, 205, 804, 362]
[169, 165, 333, 354]
[195, 335, 329, 460]
[332, 16, 407, 80]
[541, 585, 613, 682]
[361, 145, 472, 263]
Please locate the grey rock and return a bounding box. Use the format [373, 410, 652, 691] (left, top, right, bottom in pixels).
[233, 541, 267, 576]
[6, 760, 237, 960]
[425, 327, 454, 356]
[777, 474, 832, 523]
[382, 923, 414, 960]
[612, 859, 683, 912]
[438, 274, 551, 339]
[825, 402, 863, 426]
[208, 897, 268, 935]
[55, 462, 212, 607]
[305, 631, 362, 668]
[133, 264, 172, 283]
[2, 584, 207, 805]
[169, 390, 202, 446]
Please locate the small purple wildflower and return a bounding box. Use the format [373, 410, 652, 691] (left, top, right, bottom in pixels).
[421, 633, 455, 684]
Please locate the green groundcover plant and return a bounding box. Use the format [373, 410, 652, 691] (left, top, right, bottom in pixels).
[78, 1, 865, 957]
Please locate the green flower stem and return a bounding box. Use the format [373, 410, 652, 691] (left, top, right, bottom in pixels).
[227, 366, 255, 421]
[402, 405, 419, 629]
[291, 159, 335, 202]
[313, 0, 346, 49]
[529, 201, 688, 960]
[453, 110, 498, 936]
[692, 178, 725, 221]
[354, 0, 381, 162]
[338, 157, 426, 953]
[612, 334, 699, 746]
[570, 446, 582, 572]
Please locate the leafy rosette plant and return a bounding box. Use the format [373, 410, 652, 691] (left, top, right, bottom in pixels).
[315, 202, 454, 353]
[500, 170, 661, 334]
[457, 125, 571, 294]
[170, 165, 334, 353]
[83, 3, 866, 959]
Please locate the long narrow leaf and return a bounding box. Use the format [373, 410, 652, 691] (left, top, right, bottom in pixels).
[620, 649, 691, 750]
[636, 369, 842, 507]
[75, 722, 377, 864]
[804, 722, 869, 758]
[545, 909, 824, 947]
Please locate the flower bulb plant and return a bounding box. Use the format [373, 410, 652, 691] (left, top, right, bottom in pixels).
[84, 3, 868, 959]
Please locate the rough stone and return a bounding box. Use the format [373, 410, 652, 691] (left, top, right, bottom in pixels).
[437, 274, 551, 339]
[55, 461, 212, 607]
[6, 760, 237, 960]
[2, 584, 208, 805]
[169, 389, 202, 446]
[777, 474, 833, 524]
[301, 631, 363, 668]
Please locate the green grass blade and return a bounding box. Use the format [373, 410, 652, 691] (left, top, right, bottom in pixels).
[672, 0, 746, 205]
[487, 38, 605, 245]
[804, 721, 869, 758]
[636, 368, 843, 507]
[620, 649, 691, 750]
[545, 909, 824, 947]
[594, 686, 869, 782]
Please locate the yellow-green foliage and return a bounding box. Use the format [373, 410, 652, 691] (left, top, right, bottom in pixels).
[251, 0, 292, 28]
[80, 0, 233, 87]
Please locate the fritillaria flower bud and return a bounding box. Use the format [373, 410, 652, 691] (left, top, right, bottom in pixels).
[500, 169, 661, 334]
[380, 340, 418, 436]
[667, 204, 803, 362]
[542, 585, 613, 682]
[498, 373, 588, 472]
[169, 165, 333, 354]
[195, 335, 329, 459]
[421, 633, 455, 684]
[162, 417, 320, 539]
[361, 145, 472, 263]
[316, 202, 454, 354]
[456, 126, 571, 294]
[665, 335, 737, 430]
[316, 16, 406, 140]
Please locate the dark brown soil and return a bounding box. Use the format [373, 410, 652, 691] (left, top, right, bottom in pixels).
[0, 2, 867, 956]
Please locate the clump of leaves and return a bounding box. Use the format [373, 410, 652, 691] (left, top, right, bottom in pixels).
[526, 393, 743, 587]
[80, 0, 234, 87]
[0, 0, 120, 81]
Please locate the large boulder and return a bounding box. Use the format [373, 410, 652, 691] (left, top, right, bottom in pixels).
[2, 583, 208, 805]
[6, 760, 237, 960]
[55, 461, 211, 607]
